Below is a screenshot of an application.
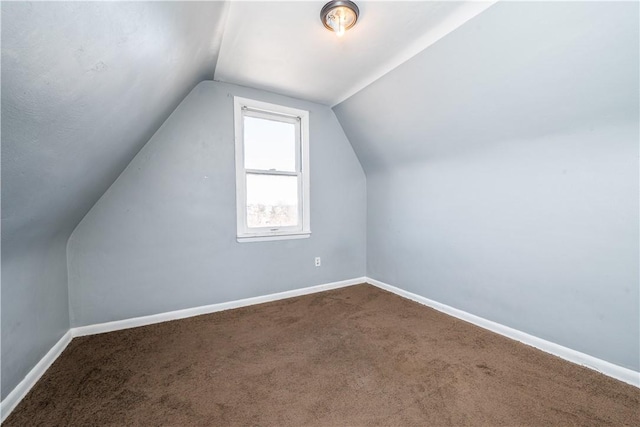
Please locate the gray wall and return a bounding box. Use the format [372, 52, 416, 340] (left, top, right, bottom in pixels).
[1, 235, 70, 399]
[67, 81, 366, 327]
[334, 1, 639, 370]
[1, 1, 227, 400]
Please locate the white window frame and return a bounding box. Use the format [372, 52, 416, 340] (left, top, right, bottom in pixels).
[234, 96, 311, 243]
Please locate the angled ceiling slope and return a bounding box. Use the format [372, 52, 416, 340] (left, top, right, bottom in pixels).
[2, 0, 499, 249]
[215, 1, 496, 106]
[1, 1, 227, 246]
[333, 1, 640, 170]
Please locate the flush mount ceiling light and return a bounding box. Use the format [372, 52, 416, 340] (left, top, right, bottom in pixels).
[320, 1, 359, 37]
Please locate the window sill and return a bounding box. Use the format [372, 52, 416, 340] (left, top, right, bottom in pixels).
[237, 232, 311, 243]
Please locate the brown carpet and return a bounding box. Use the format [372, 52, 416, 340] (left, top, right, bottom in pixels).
[5, 284, 639, 426]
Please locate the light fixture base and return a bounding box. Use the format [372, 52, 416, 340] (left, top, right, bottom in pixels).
[320, 1, 359, 35]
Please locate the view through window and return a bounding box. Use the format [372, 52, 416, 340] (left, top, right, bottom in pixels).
[244, 116, 299, 228]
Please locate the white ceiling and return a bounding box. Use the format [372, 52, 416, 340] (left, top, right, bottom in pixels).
[214, 1, 496, 106]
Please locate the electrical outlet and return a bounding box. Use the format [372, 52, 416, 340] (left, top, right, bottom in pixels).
[315, 257, 321, 267]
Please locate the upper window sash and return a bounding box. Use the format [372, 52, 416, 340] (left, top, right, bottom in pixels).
[241, 108, 302, 174]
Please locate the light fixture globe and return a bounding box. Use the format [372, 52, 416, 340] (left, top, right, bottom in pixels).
[320, 0, 359, 37]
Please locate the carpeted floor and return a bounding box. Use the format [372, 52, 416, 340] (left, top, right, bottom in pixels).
[5, 284, 639, 426]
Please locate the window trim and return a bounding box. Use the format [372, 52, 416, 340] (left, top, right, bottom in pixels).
[234, 96, 311, 243]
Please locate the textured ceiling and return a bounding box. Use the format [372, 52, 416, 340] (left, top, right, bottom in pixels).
[214, 1, 495, 106]
[1, 1, 227, 246]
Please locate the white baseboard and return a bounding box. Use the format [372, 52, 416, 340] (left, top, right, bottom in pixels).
[0, 276, 365, 422]
[72, 277, 366, 337]
[1, 330, 73, 423]
[366, 277, 640, 388]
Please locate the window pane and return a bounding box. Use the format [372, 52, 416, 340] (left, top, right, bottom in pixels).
[246, 174, 299, 228]
[244, 116, 296, 172]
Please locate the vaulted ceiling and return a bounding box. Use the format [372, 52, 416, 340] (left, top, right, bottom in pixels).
[2, 1, 227, 248]
[214, 1, 494, 105]
[2, 0, 498, 251]
[333, 1, 639, 170]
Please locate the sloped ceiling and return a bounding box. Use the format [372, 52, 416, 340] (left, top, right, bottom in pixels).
[1, 1, 227, 247]
[2, 1, 502, 247]
[214, 1, 495, 106]
[333, 1, 639, 171]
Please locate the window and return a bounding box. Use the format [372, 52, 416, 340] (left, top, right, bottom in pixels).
[234, 97, 310, 242]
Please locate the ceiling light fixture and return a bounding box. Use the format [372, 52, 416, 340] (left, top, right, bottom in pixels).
[320, 1, 359, 37]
